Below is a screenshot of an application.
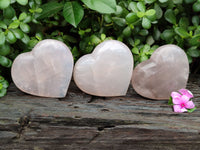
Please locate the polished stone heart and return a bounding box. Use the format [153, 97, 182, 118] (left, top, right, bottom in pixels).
[11, 39, 73, 98]
[132, 44, 189, 100]
[73, 40, 133, 97]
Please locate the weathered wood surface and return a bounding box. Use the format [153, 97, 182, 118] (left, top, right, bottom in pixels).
[0, 74, 200, 150]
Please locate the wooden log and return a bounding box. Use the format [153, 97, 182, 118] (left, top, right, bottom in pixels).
[0, 74, 200, 150]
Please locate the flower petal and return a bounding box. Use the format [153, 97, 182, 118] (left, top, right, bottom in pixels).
[179, 89, 193, 99]
[185, 100, 195, 109]
[181, 95, 190, 103]
[171, 92, 181, 99]
[173, 105, 187, 113]
[172, 97, 182, 105]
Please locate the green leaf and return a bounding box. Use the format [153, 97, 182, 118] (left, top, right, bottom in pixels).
[141, 44, 151, 53]
[161, 29, 175, 41]
[81, 0, 116, 14]
[35, 0, 41, 5]
[115, 5, 123, 15]
[187, 107, 197, 113]
[122, 26, 131, 37]
[0, 88, 7, 97]
[164, 9, 176, 24]
[104, 15, 112, 23]
[192, 16, 200, 26]
[36, 2, 63, 19]
[194, 27, 200, 35]
[146, 35, 155, 45]
[10, 0, 16, 4]
[175, 27, 190, 38]
[159, 0, 168, 3]
[0, 43, 10, 56]
[16, 0, 28, 5]
[168, 97, 173, 105]
[153, 27, 161, 40]
[19, 12, 27, 21]
[35, 8, 43, 13]
[193, 2, 200, 12]
[101, 34, 106, 41]
[0, 83, 3, 90]
[29, 0, 35, 8]
[173, 0, 183, 4]
[179, 17, 189, 29]
[71, 46, 80, 61]
[128, 2, 138, 13]
[11, 28, 24, 39]
[8, 20, 20, 29]
[184, 0, 195, 3]
[0, 55, 12, 67]
[23, 15, 32, 23]
[135, 39, 140, 46]
[146, 49, 155, 55]
[187, 47, 200, 57]
[126, 12, 139, 24]
[142, 17, 151, 29]
[3, 6, 15, 19]
[6, 30, 16, 44]
[132, 47, 139, 54]
[187, 54, 192, 64]
[145, 0, 156, 3]
[112, 17, 126, 27]
[175, 35, 184, 47]
[137, 12, 145, 18]
[63, 1, 84, 28]
[145, 9, 156, 16]
[0, 0, 10, 9]
[151, 45, 159, 50]
[137, 2, 146, 12]
[139, 29, 149, 36]
[189, 36, 200, 46]
[154, 3, 163, 19]
[1, 80, 9, 88]
[90, 35, 101, 45]
[0, 21, 7, 29]
[140, 54, 148, 62]
[127, 37, 134, 47]
[28, 39, 38, 48]
[147, 13, 156, 22]
[0, 76, 4, 82]
[21, 33, 30, 44]
[0, 32, 5, 46]
[35, 32, 43, 41]
[20, 22, 30, 33]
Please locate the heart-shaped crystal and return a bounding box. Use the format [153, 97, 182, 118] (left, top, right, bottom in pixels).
[132, 44, 189, 100]
[11, 39, 74, 98]
[73, 40, 134, 96]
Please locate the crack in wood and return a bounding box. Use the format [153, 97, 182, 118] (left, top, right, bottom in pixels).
[17, 109, 33, 138]
[87, 133, 100, 144]
[97, 125, 116, 131]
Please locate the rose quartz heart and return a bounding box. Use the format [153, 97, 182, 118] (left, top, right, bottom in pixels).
[73, 40, 134, 97]
[11, 39, 73, 98]
[132, 44, 189, 100]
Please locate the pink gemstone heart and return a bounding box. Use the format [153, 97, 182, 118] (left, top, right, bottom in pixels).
[11, 39, 74, 98]
[73, 40, 134, 97]
[132, 44, 189, 100]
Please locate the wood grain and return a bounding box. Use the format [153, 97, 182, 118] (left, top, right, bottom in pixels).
[0, 75, 200, 150]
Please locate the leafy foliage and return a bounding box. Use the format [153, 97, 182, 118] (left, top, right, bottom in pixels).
[0, 76, 9, 97]
[0, 0, 200, 96]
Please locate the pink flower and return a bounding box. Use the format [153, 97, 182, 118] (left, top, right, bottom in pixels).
[171, 89, 195, 113]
